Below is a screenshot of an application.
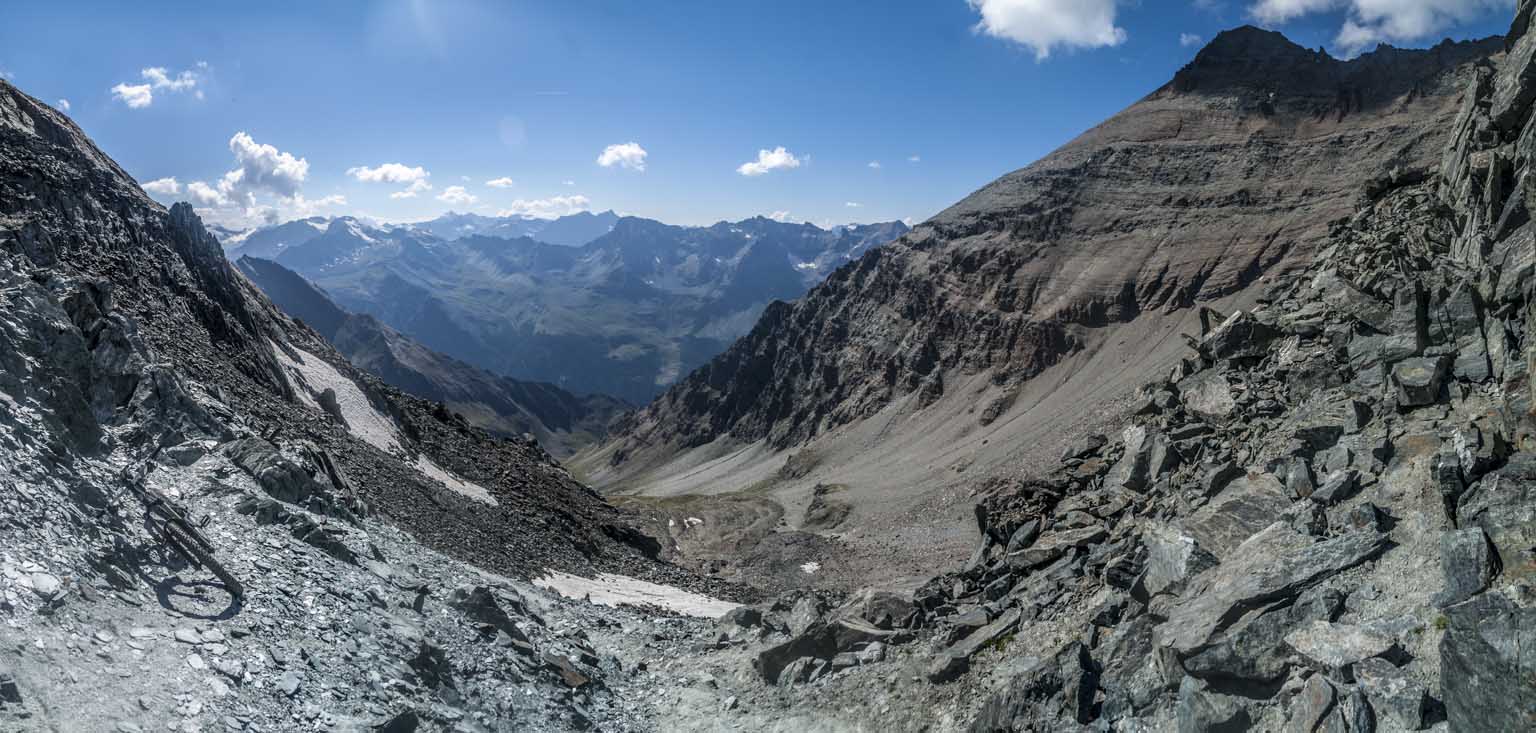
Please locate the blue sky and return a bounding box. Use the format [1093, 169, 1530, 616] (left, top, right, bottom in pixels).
[0, 1, 1513, 230]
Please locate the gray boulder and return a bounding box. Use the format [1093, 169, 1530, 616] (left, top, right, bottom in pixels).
[1439, 588, 1536, 730]
[1283, 620, 1398, 674]
[1176, 676, 1250, 732]
[1179, 371, 1237, 422]
[1107, 425, 1177, 492]
[1391, 356, 1448, 407]
[1457, 454, 1536, 580]
[1355, 657, 1426, 730]
[1139, 523, 1218, 598]
[1434, 528, 1496, 608]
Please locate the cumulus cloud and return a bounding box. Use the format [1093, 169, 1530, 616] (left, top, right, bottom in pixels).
[845, 201, 862, 208]
[908, 155, 921, 163]
[168, 132, 331, 228]
[347, 163, 429, 184]
[562, 180, 576, 186]
[496, 194, 591, 219]
[436, 185, 478, 206]
[57, 99, 71, 111]
[111, 83, 153, 109]
[1180, 32, 1204, 47]
[1248, 0, 1506, 55]
[485, 177, 516, 188]
[389, 179, 433, 199]
[186, 180, 230, 207]
[227, 132, 308, 198]
[737, 146, 803, 176]
[111, 64, 206, 108]
[141, 177, 181, 196]
[966, 0, 1127, 60]
[868, 160, 882, 169]
[597, 142, 648, 171]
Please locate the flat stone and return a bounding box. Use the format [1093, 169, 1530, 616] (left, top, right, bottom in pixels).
[1178, 473, 1291, 559]
[1011, 526, 1107, 569]
[174, 628, 203, 645]
[1157, 526, 1389, 656]
[1284, 620, 1397, 671]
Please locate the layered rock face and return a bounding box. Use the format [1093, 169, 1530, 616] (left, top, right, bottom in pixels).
[597, 28, 1501, 479]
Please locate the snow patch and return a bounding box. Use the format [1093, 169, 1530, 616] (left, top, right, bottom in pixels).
[534, 571, 740, 618]
[414, 455, 498, 506]
[271, 341, 402, 455]
[800, 561, 821, 575]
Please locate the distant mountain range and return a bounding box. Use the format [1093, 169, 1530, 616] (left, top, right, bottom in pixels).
[235, 255, 627, 456]
[215, 213, 907, 403]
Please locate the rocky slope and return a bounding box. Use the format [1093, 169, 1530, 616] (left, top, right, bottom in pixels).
[271, 213, 907, 404]
[235, 255, 628, 456]
[543, 10, 1536, 729]
[0, 77, 742, 731]
[590, 29, 1502, 480]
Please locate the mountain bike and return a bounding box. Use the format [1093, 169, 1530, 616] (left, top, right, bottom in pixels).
[119, 452, 244, 598]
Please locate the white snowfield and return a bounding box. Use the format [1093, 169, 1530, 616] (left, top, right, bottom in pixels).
[415, 454, 497, 506]
[272, 340, 497, 506]
[272, 341, 402, 454]
[534, 570, 740, 619]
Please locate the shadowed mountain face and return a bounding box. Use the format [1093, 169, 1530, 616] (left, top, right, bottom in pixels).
[261, 212, 908, 404]
[589, 28, 1503, 480]
[0, 76, 687, 582]
[235, 255, 628, 456]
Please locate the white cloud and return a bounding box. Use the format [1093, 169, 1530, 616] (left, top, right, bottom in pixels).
[57, 98, 71, 111]
[1248, 0, 1505, 55]
[562, 180, 576, 186]
[227, 132, 308, 198]
[496, 194, 591, 219]
[111, 64, 205, 108]
[908, 155, 922, 163]
[288, 193, 347, 217]
[485, 177, 516, 188]
[436, 185, 478, 206]
[737, 146, 803, 176]
[597, 142, 648, 171]
[768, 210, 792, 222]
[966, 0, 1127, 60]
[186, 180, 229, 207]
[1180, 32, 1204, 47]
[347, 163, 429, 184]
[141, 177, 181, 195]
[111, 83, 153, 109]
[141, 66, 197, 92]
[867, 160, 882, 169]
[390, 179, 433, 199]
[845, 201, 862, 208]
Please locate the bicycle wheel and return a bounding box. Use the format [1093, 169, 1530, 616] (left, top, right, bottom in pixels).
[163, 522, 244, 598]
